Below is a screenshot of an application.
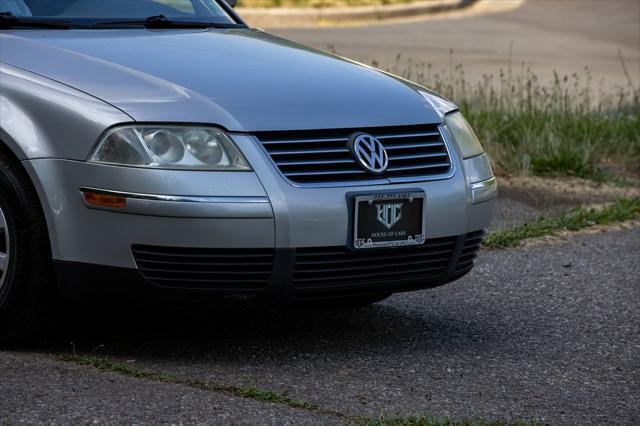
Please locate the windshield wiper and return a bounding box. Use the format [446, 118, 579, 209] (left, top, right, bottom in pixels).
[94, 14, 227, 29]
[0, 11, 85, 29]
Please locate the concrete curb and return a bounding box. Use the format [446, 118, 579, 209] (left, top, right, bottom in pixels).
[237, 0, 476, 28]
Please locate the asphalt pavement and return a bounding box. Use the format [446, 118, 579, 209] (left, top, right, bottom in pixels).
[2, 218, 639, 424]
[0, 351, 328, 425]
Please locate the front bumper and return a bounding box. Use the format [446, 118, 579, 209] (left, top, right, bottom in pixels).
[54, 229, 486, 302]
[23, 132, 496, 299]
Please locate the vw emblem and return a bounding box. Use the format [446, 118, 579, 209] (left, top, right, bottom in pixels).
[350, 133, 389, 175]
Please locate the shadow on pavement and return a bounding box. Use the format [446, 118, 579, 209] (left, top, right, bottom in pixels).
[33, 293, 510, 362]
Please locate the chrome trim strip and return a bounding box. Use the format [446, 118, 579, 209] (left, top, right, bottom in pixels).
[470, 176, 497, 190]
[79, 187, 270, 204]
[470, 177, 498, 204]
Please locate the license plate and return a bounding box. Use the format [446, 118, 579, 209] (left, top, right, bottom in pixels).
[352, 191, 426, 250]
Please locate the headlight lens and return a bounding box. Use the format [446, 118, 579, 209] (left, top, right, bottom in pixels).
[89, 126, 251, 170]
[444, 112, 484, 159]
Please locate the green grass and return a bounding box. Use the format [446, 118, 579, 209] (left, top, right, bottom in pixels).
[484, 197, 640, 249]
[463, 107, 639, 181]
[61, 354, 538, 425]
[60, 354, 330, 414]
[380, 56, 640, 181]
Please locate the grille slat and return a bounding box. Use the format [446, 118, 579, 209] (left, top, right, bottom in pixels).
[276, 158, 357, 167]
[454, 261, 474, 272]
[296, 248, 454, 265]
[387, 162, 451, 172]
[285, 169, 367, 177]
[269, 148, 351, 156]
[132, 245, 274, 290]
[140, 267, 272, 275]
[377, 131, 440, 139]
[296, 239, 455, 257]
[135, 259, 272, 266]
[452, 230, 486, 275]
[256, 125, 451, 184]
[293, 236, 457, 289]
[389, 152, 449, 161]
[296, 256, 451, 274]
[132, 249, 273, 259]
[146, 277, 269, 285]
[262, 137, 349, 145]
[294, 266, 448, 285]
[458, 253, 478, 262]
[385, 142, 444, 150]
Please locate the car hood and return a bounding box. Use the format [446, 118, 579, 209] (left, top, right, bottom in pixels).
[0, 28, 451, 132]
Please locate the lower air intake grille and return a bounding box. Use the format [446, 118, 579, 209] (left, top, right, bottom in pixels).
[293, 236, 458, 290]
[131, 245, 274, 290]
[452, 230, 486, 277]
[255, 124, 451, 185]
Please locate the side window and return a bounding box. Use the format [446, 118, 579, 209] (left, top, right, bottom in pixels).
[152, 0, 195, 13]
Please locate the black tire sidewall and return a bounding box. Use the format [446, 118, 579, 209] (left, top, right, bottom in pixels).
[0, 171, 24, 308]
[0, 150, 52, 341]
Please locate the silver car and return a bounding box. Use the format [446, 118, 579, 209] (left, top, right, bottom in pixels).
[0, 0, 496, 341]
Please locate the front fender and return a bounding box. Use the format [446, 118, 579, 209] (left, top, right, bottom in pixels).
[0, 63, 131, 161]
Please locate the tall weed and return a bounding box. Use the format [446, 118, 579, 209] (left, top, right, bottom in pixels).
[380, 54, 640, 179]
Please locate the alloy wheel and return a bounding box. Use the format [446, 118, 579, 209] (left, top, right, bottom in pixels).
[0, 206, 10, 291]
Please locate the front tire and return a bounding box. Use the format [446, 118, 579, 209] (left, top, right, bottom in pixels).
[0, 148, 53, 343]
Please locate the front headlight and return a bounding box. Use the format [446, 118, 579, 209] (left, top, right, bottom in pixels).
[88, 125, 251, 171]
[444, 112, 484, 159]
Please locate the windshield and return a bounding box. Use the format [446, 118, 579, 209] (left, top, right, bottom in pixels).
[0, 0, 240, 26]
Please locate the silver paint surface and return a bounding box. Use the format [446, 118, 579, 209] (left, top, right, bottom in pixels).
[1, 29, 445, 139]
[0, 26, 495, 270]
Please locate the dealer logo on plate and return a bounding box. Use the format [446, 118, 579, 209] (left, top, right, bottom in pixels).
[376, 203, 403, 229]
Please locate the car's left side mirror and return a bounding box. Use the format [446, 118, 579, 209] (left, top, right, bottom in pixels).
[225, 0, 238, 8]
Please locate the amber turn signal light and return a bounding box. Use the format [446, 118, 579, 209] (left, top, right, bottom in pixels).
[83, 192, 127, 208]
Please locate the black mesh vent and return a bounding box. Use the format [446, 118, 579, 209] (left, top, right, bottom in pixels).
[293, 236, 458, 290]
[452, 230, 486, 277]
[131, 245, 274, 290]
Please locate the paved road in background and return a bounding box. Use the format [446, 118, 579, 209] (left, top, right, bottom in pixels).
[2, 223, 639, 424]
[276, 0, 640, 88]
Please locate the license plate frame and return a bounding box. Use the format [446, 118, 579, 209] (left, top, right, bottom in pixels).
[351, 190, 426, 250]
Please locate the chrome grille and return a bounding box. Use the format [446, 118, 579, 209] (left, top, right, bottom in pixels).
[255, 125, 452, 184]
